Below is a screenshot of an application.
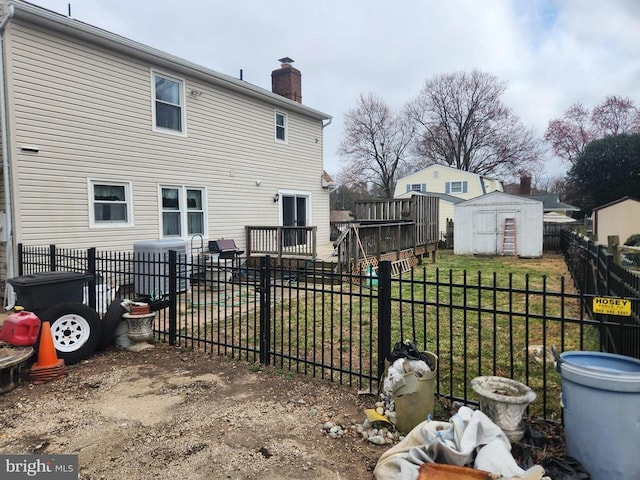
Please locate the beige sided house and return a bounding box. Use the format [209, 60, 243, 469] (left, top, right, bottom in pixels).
[0, 1, 333, 295]
[592, 197, 640, 244]
[394, 164, 504, 199]
[394, 164, 504, 242]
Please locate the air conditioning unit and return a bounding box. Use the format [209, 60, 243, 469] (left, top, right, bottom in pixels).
[133, 239, 189, 297]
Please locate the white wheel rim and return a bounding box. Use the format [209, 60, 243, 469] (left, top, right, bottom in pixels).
[51, 313, 92, 352]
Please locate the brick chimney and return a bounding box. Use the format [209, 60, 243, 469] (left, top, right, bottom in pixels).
[271, 57, 302, 103]
[520, 174, 532, 195]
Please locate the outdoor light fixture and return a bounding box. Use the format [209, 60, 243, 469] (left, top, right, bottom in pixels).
[273, 193, 280, 203]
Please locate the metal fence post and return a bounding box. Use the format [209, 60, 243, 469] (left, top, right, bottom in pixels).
[168, 249, 177, 346]
[87, 247, 97, 311]
[377, 260, 392, 380]
[49, 244, 56, 271]
[17, 243, 23, 276]
[259, 255, 272, 365]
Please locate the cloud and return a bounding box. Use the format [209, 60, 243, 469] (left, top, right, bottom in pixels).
[27, 0, 640, 180]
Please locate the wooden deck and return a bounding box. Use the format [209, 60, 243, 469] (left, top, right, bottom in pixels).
[333, 195, 440, 273]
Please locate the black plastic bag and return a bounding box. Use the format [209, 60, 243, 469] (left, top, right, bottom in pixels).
[514, 423, 590, 480]
[389, 341, 434, 370]
[541, 456, 591, 480]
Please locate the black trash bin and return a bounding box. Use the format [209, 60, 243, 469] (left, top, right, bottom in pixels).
[8, 271, 93, 315]
[7, 272, 100, 365]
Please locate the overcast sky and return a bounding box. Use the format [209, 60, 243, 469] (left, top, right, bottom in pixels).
[27, 0, 640, 181]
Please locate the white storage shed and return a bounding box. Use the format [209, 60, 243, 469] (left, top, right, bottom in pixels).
[454, 192, 543, 257]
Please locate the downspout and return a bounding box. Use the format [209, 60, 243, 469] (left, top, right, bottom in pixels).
[0, 5, 15, 309]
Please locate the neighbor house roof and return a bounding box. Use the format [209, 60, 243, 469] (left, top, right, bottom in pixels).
[592, 196, 640, 212]
[7, 0, 331, 121]
[396, 190, 464, 204]
[527, 194, 580, 212]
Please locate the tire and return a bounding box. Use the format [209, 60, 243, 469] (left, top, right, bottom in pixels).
[97, 299, 125, 351]
[43, 302, 101, 365]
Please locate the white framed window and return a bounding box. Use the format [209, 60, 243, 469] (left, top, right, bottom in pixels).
[152, 70, 186, 134]
[88, 180, 133, 227]
[160, 185, 206, 238]
[275, 111, 287, 143]
[446, 181, 468, 194]
[407, 183, 426, 192]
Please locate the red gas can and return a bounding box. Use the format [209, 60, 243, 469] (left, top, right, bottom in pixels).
[0, 310, 41, 346]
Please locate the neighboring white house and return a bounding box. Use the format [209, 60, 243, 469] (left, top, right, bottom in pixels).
[394, 164, 504, 242]
[592, 197, 640, 244]
[454, 192, 543, 257]
[0, 1, 332, 292]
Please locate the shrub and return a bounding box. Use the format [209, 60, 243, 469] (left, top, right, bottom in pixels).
[622, 233, 640, 267]
[624, 233, 640, 246]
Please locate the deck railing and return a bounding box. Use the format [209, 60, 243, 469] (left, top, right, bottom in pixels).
[334, 221, 416, 272]
[245, 226, 317, 261]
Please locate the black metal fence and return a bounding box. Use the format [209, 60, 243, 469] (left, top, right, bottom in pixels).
[15, 242, 640, 421]
[561, 230, 640, 358]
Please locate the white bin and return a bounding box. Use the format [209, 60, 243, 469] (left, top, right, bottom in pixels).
[560, 351, 640, 480]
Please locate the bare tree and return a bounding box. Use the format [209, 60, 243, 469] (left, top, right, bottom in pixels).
[338, 93, 414, 198]
[592, 95, 640, 136]
[407, 70, 542, 177]
[544, 103, 595, 165]
[545, 95, 640, 165]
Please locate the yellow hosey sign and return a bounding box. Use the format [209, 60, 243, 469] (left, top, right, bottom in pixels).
[593, 297, 632, 316]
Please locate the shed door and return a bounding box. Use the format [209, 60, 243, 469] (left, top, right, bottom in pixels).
[474, 211, 498, 254]
[474, 210, 518, 254]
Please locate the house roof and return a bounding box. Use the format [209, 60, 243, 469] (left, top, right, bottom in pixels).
[526, 194, 580, 212]
[544, 212, 578, 223]
[592, 196, 640, 212]
[414, 191, 465, 204]
[457, 191, 543, 207]
[7, 0, 332, 121]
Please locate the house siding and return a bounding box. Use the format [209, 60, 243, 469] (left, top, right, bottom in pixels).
[394, 165, 503, 200]
[593, 199, 640, 244]
[395, 165, 504, 243]
[4, 19, 329, 252]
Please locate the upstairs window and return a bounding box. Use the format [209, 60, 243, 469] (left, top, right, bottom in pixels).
[160, 186, 205, 237]
[275, 111, 287, 143]
[407, 183, 426, 192]
[153, 72, 185, 134]
[89, 180, 132, 227]
[446, 181, 468, 194]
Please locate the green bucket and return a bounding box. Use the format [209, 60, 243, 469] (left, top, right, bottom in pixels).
[385, 351, 438, 434]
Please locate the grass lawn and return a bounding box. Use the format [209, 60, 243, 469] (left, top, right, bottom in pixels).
[177, 251, 599, 421]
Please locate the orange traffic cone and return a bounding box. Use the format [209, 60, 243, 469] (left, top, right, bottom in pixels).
[30, 321, 66, 384]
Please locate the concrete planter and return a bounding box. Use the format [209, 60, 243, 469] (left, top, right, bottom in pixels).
[470, 376, 536, 442]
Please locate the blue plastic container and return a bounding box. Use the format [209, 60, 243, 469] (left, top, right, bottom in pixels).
[560, 351, 640, 480]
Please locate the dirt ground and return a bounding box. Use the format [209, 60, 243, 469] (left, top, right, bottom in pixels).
[0, 344, 384, 480]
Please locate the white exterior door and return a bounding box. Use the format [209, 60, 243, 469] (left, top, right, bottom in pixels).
[473, 210, 518, 254]
[474, 211, 498, 254]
